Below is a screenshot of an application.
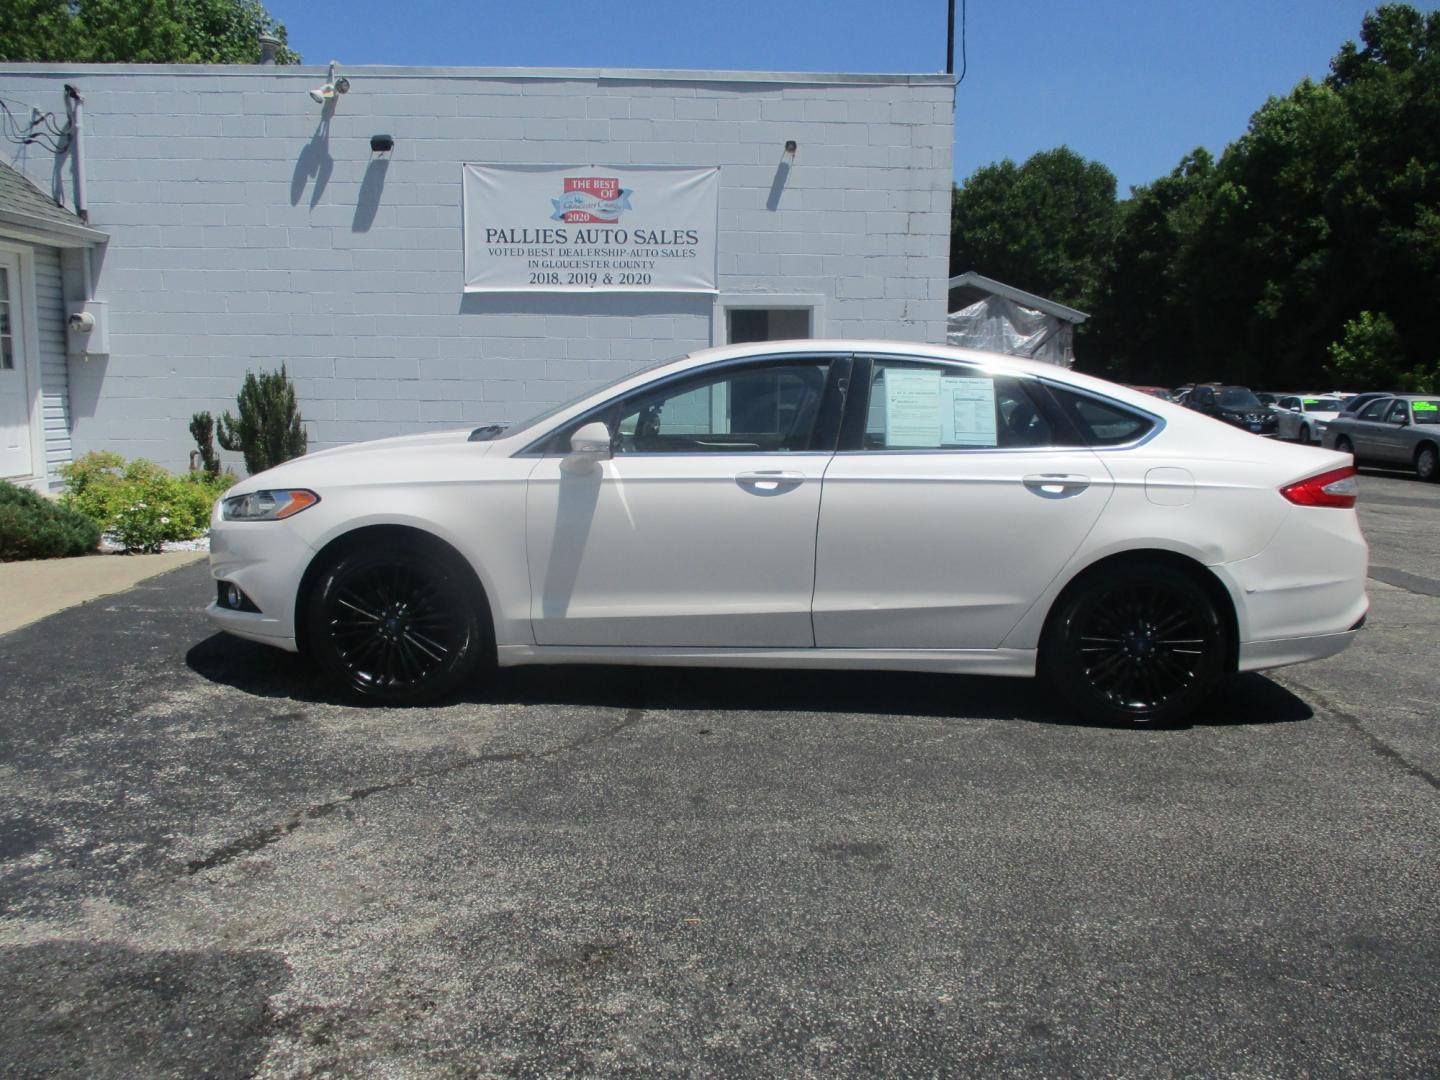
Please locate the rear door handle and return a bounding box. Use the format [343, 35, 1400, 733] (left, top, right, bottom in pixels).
[1023, 473, 1091, 498]
[736, 470, 805, 495]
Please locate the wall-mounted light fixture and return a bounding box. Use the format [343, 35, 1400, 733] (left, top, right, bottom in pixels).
[782, 140, 797, 165]
[370, 134, 395, 155]
[308, 61, 350, 105]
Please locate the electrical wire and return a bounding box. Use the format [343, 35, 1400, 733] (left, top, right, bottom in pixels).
[957, 0, 968, 85]
[0, 96, 71, 154]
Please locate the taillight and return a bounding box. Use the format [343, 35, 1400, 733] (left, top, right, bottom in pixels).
[1280, 466, 1358, 508]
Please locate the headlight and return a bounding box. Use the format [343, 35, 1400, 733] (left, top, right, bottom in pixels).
[221, 489, 320, 521]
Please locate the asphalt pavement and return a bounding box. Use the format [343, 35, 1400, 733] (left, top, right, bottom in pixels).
[0, 466, 1436, 1078]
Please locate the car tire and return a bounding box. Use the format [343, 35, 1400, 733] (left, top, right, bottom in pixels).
[1335, 436, 1354, 456]
[1298, 424, 1310, 444]
[1416, 443, 1439, 483]
[1042, 561, 1228, 727]
[306, 541, 490, 705]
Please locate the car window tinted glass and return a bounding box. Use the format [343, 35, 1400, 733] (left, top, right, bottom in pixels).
[1046, 386, 1157, 446]
[505, 352, 691, 439]
[1385, 400, 1411, 424]
[1358, 398, 1392, 420]
[611, 359, 832, 454]
[1412, 400, 1440, 424]
[859, 362, 1049, 450]
[1219, 387, 1262, 410]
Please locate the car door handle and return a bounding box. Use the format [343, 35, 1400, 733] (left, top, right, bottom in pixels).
[736, 471, 805, 495]
[1023, 473, 1091, 498]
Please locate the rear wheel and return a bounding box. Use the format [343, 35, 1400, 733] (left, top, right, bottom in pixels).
[1417, 443, 1439, 483]
[306, 543, 489, 704]
[1042, 562, 1227, 726]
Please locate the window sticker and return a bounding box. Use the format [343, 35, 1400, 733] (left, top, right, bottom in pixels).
[1413, 400, 1439, 423]
[883, 368, 942, 447]
[941, 377, 998, 447]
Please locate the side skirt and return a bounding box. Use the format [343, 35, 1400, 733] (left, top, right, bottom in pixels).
[496, 645, 1037, 677]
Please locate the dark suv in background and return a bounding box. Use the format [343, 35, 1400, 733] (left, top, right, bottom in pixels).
[1183, 384, 1279, 436]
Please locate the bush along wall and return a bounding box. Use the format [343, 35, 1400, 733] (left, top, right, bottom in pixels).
[0, 481, 102, 561]
[58, 452, 230, 554]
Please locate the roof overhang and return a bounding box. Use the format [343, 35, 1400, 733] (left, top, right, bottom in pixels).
[948, 271, 1088, 324]
[0, 208, 109, 248]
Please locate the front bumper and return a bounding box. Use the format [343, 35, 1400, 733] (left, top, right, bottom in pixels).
[205, 509, 316, 652]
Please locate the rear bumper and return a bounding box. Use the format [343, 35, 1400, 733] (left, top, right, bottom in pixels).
[1237, 623, 1363, 672]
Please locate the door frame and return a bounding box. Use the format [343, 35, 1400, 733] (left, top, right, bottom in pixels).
[0, 240, 45, 487]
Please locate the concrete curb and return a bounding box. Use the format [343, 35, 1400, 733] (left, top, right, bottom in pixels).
[0, 551, 207, 636]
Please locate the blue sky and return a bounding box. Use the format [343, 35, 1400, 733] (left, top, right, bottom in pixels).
[277, 0, 1439, 196]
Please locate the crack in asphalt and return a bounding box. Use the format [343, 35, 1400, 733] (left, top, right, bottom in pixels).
[1368, 567, 1440, 598]
[1277, 677, 1440, 794]
[186, 707, 646, 875]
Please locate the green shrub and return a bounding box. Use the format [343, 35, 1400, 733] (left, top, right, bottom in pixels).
[57, 452, 230, 553]
[0, 480, 101, 561]
[215, 364, 307, 475]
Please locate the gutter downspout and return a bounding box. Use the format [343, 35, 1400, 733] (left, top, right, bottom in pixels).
[63, 84, 95, 300]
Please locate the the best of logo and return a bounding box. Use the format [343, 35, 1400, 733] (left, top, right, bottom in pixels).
[551, 177, 634, 223]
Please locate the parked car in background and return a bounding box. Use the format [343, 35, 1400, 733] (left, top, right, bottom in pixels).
[1337, 391, 1397, 416]
[1324, 394, 1440, 481]
[1274, 395, 1346, 443]
[207, 340, 1368, 727]
[1125, 385, 1173, 401]
[1255, 392, 1279, 409]
[1183, 384, 1280, 436]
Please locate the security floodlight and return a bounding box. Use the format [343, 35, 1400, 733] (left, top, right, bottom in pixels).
[308, 84, 333, 104]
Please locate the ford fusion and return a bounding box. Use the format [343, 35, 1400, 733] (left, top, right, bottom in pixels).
[208, 341, 1368, 725]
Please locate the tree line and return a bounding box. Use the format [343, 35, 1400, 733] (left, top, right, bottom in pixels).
[950, 4, 1440, 393]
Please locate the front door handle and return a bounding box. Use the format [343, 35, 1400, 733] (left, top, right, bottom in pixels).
[1023, 473, 1091, 498]
[736, 470, 805, 495]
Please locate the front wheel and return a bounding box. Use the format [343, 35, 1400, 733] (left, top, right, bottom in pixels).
[1416, 443, 1439, 483]
[1042, 562, 1228, 726]
[1335, 435, 1354, 456]
[1298, 424, 1311, 444]
[306, 543, 489, 704]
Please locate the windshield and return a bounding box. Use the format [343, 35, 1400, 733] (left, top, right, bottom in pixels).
[1302, 398, 1343, 412]
[1412, 400, 1440, 424]
[491, 352, 690, 439]
[1219, 387, 1263, 410]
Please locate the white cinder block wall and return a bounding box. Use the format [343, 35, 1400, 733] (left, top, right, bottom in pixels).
[0, 64, 955, 473]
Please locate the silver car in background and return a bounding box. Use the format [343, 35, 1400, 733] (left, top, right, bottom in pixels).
[1274, 395, 1345, 444]
[1323, 394, 1440, 481]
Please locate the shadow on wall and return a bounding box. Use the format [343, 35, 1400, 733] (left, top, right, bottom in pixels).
[351, 157, 389, 233]
[290, 99, 335, 209]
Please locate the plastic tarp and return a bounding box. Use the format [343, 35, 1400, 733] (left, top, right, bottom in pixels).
[945, 295, 1075, 367]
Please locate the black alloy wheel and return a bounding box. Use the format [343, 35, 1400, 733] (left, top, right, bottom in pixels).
[1416, 443, 1438, 483]
[1044, 563, 1227, 726]
[307, 544, 488, 704]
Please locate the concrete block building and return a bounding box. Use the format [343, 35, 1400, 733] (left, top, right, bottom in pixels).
[0, 62, 955, 488]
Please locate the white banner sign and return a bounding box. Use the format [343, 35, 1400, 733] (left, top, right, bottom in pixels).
[462, 164, 719, 293]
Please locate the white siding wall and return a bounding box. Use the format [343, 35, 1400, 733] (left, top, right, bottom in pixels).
[33, 245, 72, 488]
[0, 64, 955, 474]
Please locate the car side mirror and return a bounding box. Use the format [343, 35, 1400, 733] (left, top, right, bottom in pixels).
[561, 421, 613, 476]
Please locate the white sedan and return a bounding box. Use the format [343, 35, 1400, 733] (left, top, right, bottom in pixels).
[1273, 395, 1346, 443]
[207, 341, 1369, 726]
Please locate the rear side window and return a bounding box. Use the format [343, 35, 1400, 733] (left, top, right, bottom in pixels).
[1046, 386, 1157, 446]
[860, 361, 1052, 450]
[1413, 400, 1440, 424]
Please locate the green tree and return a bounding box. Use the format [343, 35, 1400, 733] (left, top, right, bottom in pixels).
[950, 147, 1119, 316]
[0, 0, 299, 64]
[215, 365, 308, 476]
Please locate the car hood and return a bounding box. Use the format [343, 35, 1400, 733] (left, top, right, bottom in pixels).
[225, 428, 497, 496]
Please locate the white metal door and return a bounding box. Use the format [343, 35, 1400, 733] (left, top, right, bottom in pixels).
[526, 452, 829, 647]
[0, 255, 35, 480]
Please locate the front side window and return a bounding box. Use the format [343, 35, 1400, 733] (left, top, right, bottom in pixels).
[859, 361, 1050, 450]
[610, 359, 833, 454]
[1358, 398, 1393, 421]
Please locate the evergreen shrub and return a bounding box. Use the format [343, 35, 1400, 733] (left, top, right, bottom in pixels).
[0, 480, 101, 561]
